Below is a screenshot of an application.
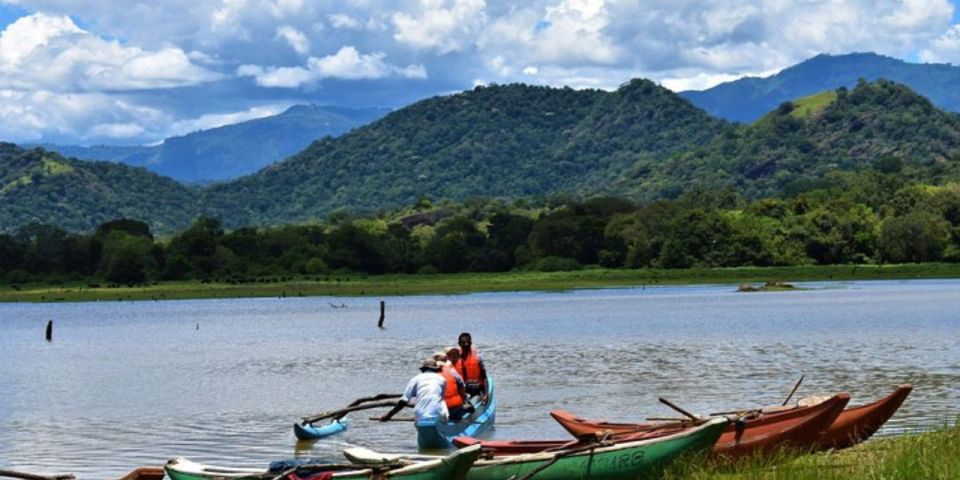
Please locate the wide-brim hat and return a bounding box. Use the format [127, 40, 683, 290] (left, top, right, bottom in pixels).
[420, 358, 441, 371]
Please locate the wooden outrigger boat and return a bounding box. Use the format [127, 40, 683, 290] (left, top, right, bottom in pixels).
[0, 466, 165, 480]
[163, 445, 481, 480]
[415, 377, 496, 450]
[344, 417, 729, 480]
[551, 393, 851, 459]
[813, 384, 912, 450]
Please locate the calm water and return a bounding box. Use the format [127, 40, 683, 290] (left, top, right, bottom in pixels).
[1, 279, 959, 478]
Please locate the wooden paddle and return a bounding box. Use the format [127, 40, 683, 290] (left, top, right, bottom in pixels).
[658, 397, 700, 421]
[301, 394, 402, 424]
[782, 374, 805, 406]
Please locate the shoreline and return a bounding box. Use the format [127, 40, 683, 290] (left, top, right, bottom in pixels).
[2, 263, 960, 303]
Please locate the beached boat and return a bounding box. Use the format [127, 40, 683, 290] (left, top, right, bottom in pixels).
[551, 393, 851, 459]
[813, 384, 912, 450]
[415, 377, 496, 449]
[345, 417, 728, 480]
[164, 445, 481, 480]
[451, 423, 690, 455]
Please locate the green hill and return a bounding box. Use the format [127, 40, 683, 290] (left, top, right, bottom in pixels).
[0, 143, 199, 233]
[204, 80, 727, 227]
[616, 80, 960, 200]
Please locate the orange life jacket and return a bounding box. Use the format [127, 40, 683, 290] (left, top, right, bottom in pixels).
[456, 348, 483, 388]
[440, 365, 464, 409]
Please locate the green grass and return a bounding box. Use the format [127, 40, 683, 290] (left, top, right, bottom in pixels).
[2, 263, 960, 303]
[789, 91, 838, 119]
[663, 423, 960, 479]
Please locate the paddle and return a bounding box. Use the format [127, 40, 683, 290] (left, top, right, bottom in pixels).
[301, 394, 402, 424]
[509, 434, 614, 480]
[782, 374, 805, 406]
[0, 470, 74, 480]
[658, 397, 700, 422]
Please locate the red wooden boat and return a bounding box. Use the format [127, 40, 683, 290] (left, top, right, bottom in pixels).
[814, 384, 912, 450]
[551, 393, 851, 459]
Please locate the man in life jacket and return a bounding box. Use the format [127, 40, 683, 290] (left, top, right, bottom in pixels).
[453, 332, 488, 403]
[433, 351, 471, 421]
[379, 358, 448, 423]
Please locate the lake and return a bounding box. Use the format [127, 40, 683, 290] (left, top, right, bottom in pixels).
[1, 279, 958, 478]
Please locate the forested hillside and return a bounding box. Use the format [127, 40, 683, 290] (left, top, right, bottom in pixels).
[682, 52, 960, 123]
[617, 80, 960, 200]
[204, 80, 727, 227]
[0, 143, 199, 233]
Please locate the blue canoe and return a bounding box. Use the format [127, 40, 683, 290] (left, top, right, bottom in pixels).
[416, 376, 496, 450]
[293, 418, 347, 440]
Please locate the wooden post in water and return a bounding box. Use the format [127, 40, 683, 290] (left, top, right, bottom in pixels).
[378, 300, 385, 328]
[45, 320, 53, 342]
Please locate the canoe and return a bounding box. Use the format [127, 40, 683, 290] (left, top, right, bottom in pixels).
[451, 424, 690, 455]
[416, 377, 496, 450]
[294, 419, 348, 440]
[814, 384, 912, 450]
[551, 393, 851, 459]
[345, 417, 729, 480]
[164, 444, 481, 480]
[118, 467, 167, 480]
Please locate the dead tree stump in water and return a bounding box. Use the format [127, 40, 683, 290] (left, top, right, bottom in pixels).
[378, 300, 385, 328]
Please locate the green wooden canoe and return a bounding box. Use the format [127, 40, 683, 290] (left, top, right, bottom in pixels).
[163, 444, 480, 480]
[346, 416, 728, 480]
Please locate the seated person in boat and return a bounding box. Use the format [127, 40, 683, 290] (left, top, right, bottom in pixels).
[453, 332, 488, 402]
[434, 351, 473, 421]
[379, 358, 448, 423]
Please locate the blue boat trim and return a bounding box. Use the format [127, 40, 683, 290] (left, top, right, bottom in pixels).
[293, 419, 348, 440]
[415, 376, 496, 449]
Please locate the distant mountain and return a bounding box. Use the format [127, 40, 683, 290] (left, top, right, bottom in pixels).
[38, 104, 389, 183]
[617, 80, 960, 200]
[681, 52, 960, 123]
[203, 79, 727, 227]
[0, 143, 199, 233]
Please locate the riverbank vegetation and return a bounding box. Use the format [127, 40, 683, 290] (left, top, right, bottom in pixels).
[663, 423, 960, 479]
[4, 166, 960, 298]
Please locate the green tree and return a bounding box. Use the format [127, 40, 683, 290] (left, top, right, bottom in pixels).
[878, 212, 949, 263]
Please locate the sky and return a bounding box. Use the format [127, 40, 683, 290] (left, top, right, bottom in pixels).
[1, 0, 960, 146]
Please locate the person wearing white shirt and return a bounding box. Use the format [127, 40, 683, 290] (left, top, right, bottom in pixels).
[379, 358, 449, 423]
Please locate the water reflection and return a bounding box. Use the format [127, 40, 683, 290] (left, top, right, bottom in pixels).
[1, 279, 958, 478]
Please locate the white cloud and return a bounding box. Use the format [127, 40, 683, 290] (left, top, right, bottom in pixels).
[920, 24, 960, 64]
[238, 46, 427, 87]
[393, 0, 487, 53]
[328, 13, 360, 29]
[0, 13, 221, 92]
[277, 25, 310, 55]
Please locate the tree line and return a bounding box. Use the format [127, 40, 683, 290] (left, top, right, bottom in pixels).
[2, 169, 960, 286]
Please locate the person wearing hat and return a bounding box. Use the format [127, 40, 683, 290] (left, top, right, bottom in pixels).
[433, 351, 471, 421]
[379, 357, 449, 423]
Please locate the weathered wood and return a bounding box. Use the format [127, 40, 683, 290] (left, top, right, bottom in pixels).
[0, 470, 74, 480]
[377, 300, 385, 328]
[658, 397, 699, 421]
[302, 398, 401, 424]
[45, 320, 53, 342]
[782, 374, 806, 406]
[368, 416, 415, 422]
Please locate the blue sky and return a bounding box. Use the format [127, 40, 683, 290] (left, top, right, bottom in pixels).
[1, 0, 960, 146]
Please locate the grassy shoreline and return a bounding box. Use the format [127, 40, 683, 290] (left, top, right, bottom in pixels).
[663, 423, 960, 479]
[2, 263, 960, 303]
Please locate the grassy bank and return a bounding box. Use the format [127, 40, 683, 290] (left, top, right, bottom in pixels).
[2, 263, 960, 303]
[663, 424, 960, 480]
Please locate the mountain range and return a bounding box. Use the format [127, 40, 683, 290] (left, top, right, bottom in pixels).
[35, 105, 389, 183]
[4, 53, 960, 234]
[681, 52, 960, 123]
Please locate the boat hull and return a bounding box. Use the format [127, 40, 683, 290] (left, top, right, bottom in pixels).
[815, 384, 912, 450]
[164, 445, 481, 480]
[551, 393, 852, 459]
[416, 377, 496, 449]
